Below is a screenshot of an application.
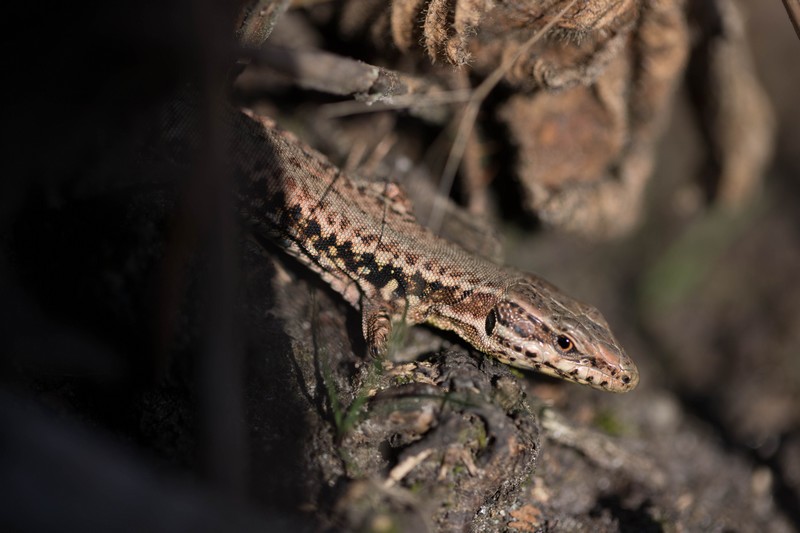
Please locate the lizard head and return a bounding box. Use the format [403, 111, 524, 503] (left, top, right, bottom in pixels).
[478, 276, 639, 393]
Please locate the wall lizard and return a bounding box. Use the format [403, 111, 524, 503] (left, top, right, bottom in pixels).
[167, 101, 639, 393]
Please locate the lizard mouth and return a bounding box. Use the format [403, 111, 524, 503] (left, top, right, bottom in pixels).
[536, 346, 639, 392]
[572, 360, 639, 393]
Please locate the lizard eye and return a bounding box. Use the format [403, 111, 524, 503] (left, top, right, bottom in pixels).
[485, 309, 497, 336]
[555, 335, 574, 352]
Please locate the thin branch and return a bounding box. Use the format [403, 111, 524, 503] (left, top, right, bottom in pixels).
[240, 43, 463, 122]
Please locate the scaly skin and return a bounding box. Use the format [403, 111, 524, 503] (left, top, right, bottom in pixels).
[171, 102, 639, 393]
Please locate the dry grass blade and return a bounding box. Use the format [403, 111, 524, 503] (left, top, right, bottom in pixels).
[781, 0, 800, 39]
[426, 0, 580, 232]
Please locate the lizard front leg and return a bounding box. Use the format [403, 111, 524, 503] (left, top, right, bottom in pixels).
[362, 303, 394, 358]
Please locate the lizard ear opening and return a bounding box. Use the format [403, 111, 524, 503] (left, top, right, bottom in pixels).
[485, 308, 497, 336]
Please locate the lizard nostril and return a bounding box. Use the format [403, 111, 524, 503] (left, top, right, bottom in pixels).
[621, 375, 631, 384]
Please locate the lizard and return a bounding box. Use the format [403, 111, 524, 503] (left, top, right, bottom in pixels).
[161, 98, 639, 393]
